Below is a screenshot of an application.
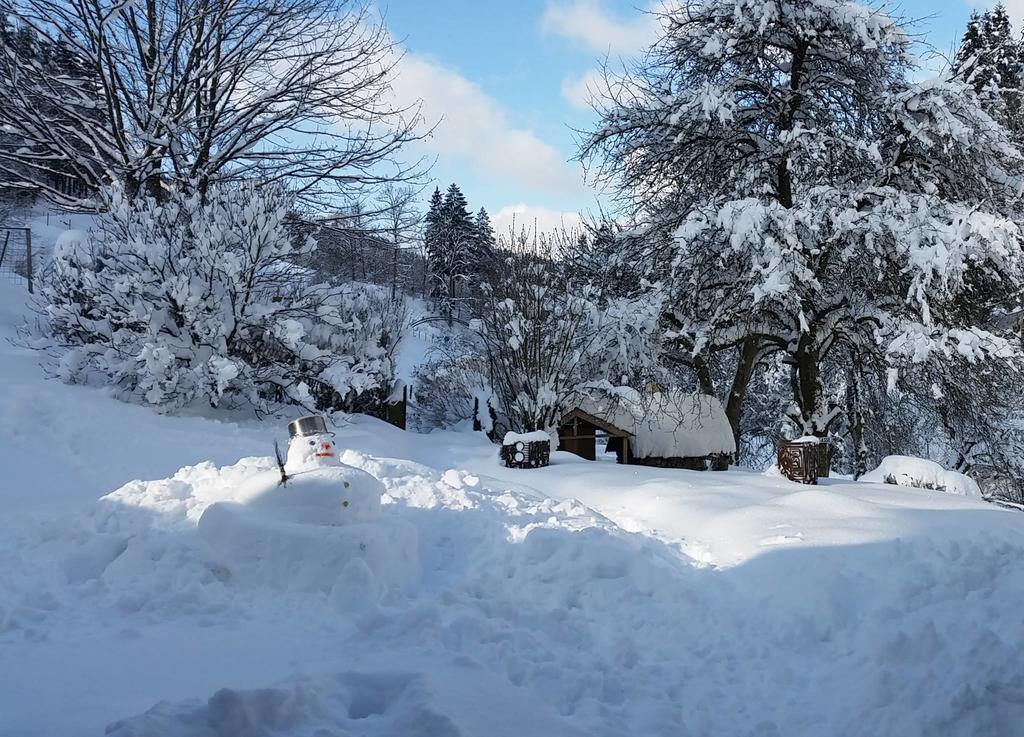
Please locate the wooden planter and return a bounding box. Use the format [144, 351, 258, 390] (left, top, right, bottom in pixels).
[501, 439, 550, 469]
[779, 442, 816, 484]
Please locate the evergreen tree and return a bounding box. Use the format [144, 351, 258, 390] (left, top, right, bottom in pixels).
[422, 183, 474, 323]
[423, 185, 502, 322]
[983, 4, 1020, 123]
[438, 183, 474, 323]
[473, 207, 496, 263]
[953, 12, 986, 85]
[423, 187, 445, 299]
[953, 4, 1022, 129]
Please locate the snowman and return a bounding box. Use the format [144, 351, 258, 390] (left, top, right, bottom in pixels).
[224, 414, 383, 524]
[196, 415, 418, 592]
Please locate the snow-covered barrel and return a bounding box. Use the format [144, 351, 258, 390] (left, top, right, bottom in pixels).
[500, 431, 551, 469]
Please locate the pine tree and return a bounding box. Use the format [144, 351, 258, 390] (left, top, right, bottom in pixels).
[423, 186, 503, 322]
[423, 187, 445, 300]
[473, 207, 496, 263]
[439, 183, 474, 324]
[953, 4, 1022, 129]
[422, 184, 476, 323]
[953, 12, 986, 86]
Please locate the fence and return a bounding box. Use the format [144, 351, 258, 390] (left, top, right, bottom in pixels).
[0, 227, 33, 293]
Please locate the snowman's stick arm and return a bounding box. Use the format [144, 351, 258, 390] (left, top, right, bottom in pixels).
[274, 440, 289, 486]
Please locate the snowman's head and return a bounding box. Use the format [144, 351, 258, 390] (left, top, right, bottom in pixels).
[286, 432, 341, 472]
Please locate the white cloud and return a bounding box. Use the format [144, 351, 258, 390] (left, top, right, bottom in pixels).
[561, 68, 605, 110]
[544, 2, 659, 108]
[492, 203, 584, 237]
[391, 53, 586, 197]
[541, 0, 658, 55]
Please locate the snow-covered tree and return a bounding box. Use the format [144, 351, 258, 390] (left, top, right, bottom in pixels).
[412, 338, 494, 433]
[43, 184, 405, 413]
[424, 183, 479, 324]
[376, 184, 422, 299]
[0, 0, 422, 208]
[953, 4, 1022, 131]
[581, 0, 1024, 451]
[0, 10, 97, 202]
[472, 233, 660, 434]
[472, 208, 497, 264]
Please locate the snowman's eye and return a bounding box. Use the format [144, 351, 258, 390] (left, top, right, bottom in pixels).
[308, 439, 315, 446]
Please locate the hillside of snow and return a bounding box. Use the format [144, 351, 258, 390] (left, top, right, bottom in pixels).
[2, 279, 1024, 737]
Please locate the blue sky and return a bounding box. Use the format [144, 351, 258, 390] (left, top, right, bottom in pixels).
[383, 0, 988, 233]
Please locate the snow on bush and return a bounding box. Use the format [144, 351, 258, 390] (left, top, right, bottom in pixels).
[861, 455, 982, 497]
[41, 184, 404, 413]
[412, 342, 495, 433]
[472, 239, 661, 434]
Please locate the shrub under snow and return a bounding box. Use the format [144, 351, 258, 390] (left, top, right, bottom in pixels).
[42, 184, 404, 413]
[861, 455, 982, 497]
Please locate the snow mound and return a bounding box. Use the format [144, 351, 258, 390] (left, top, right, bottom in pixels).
[198, 502, 418, 592]
[862, 455, 981, 497]
[105, 663, 588, 737]
[5, 410, 1024, 736]
[104, 671, 461, 737]
[194, 459, 416, 590]
[53, 228, 88, 253]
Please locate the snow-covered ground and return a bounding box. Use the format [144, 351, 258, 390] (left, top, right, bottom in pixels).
[4, 204, 98, 262]
[2, 280, 1024, 737]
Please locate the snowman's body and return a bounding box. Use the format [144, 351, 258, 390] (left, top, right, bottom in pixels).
[197, 427, 416, 593]
[227, 432, 382, 525]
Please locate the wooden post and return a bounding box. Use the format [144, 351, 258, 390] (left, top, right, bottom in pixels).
[0, 231, 10, 270]
[25, 228, 32, 294]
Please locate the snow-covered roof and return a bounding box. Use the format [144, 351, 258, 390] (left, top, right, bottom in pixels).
[566, 385, 735, 459]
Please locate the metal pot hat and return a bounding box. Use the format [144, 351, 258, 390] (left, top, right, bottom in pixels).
[288, 415, 332, 438]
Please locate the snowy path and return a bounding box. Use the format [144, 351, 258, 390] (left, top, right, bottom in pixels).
[2, 283, 1024, 736]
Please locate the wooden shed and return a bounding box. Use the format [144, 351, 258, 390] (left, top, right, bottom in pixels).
[557, 386, 736, 470]
[558, 408, 632, 463]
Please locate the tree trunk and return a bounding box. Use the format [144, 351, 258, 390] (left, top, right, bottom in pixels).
[788, 330, 838, 477]
[391, 239, 399, 300]
[792, 328, 827, 438]
[723, 337, 759, 466]
[846, 359, 868, 478]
